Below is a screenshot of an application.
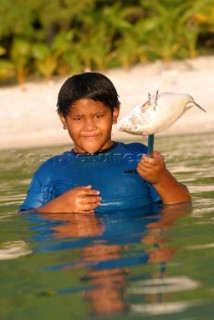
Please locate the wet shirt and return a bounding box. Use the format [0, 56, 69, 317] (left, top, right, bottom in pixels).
[19, 142, 161, 212]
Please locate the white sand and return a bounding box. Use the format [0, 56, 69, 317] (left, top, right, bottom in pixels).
[0, 55, 213, 150]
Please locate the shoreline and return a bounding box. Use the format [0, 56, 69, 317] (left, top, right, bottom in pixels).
[1, 55, 213, 150]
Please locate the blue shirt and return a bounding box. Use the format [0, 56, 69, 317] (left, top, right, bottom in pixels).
[19, 142, 161, 212]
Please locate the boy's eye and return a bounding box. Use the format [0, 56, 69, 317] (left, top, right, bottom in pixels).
[95, 114, 104, 119]
[72, 116, 82, 121]
[70, 112, 105, 121]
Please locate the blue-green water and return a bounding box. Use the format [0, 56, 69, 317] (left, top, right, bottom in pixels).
[0, 133, 214, 320]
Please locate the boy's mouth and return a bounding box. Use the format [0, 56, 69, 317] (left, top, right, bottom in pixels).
[81, 134, 100, 139]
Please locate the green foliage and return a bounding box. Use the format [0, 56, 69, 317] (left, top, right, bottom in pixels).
[0, 60, 15, 82]
[31, 30, 76, 79]
[10, 38, 31, 84]
[0, 0, 213, 84]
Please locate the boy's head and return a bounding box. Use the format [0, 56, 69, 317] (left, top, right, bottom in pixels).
[57, 72, 120, 117]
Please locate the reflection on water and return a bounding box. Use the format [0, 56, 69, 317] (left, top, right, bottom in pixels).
[33, 204, 191, 316]
[0, 240, 32, 260]
[0, 132, 214, 319]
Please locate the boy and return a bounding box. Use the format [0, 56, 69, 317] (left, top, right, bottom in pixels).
[19, 72, 191, 214]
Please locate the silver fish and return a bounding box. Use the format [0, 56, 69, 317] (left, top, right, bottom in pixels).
[117, 91, 206, 135]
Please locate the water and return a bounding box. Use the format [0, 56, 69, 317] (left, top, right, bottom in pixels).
[0, 132, 214, 320]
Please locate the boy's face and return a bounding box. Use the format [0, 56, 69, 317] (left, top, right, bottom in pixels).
[59, 99, 119, 154]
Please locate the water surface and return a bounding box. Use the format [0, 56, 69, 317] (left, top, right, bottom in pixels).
[0, 132, 214, 320]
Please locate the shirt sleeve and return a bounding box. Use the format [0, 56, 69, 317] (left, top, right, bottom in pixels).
[19, 173, 55, 212]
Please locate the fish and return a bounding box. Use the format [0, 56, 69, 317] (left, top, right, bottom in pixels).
[117, 91, 206, 136]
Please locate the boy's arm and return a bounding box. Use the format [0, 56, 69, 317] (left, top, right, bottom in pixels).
[137, 151, 191, 205]
[20, 185, 101, 214]
[37, 186, 101, 213]
[19, 166, 101, 214]
[151, 169, 191, 204]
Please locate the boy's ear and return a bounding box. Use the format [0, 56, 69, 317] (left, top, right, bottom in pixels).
[58, 112, 67, 129]
[112, 106, 120, 124]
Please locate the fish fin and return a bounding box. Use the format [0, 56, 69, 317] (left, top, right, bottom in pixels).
[194, 101, 206, 112]
[154, 90, 159, 111]
[148, 92, 151, 104]
[186, 101, 206, 112]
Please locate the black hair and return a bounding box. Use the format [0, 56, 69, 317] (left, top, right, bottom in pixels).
[57, 72, 120, 117]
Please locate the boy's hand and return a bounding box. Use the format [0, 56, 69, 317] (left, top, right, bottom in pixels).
[38, 185, 101, 214]
[137, 151, 167, 184]
[137, 151, 191, 204]
[62, 185, 101, 213]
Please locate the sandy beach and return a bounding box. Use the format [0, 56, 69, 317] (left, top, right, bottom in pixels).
[0, 55, 213, 150]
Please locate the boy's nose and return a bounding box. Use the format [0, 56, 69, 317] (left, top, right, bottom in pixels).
[83, 117, 97, 131]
